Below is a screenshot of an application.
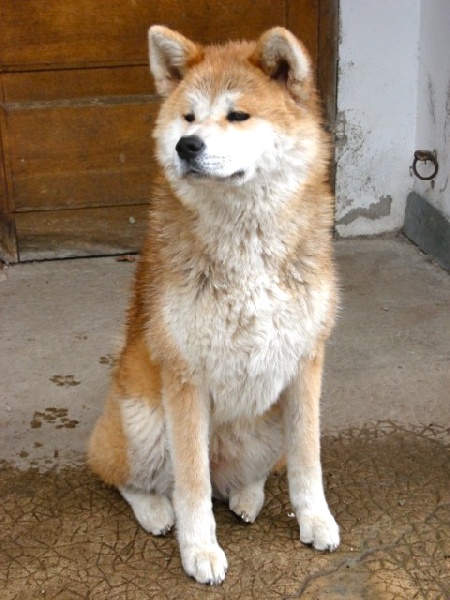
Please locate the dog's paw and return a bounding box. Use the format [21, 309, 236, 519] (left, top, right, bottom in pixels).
[136, 495, 175, 536]
[181, 543, 228, 585]
[120, 488, 175, 536]
[299, 509, 340, 552]
[229, 479, 265, 524]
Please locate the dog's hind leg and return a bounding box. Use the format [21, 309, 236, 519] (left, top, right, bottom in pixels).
[118, 396, 175, 535]
[212, 411, 283, 524]
[229, 477, 266, 523]
[88, 388, 175, 536]
[119, 487, 174, 535]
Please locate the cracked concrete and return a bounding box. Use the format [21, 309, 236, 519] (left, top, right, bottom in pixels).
[1, 237, 450, 599]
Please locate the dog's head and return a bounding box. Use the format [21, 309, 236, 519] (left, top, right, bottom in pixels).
[148, 26, 324, 198]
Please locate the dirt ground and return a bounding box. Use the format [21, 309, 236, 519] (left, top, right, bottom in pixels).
[2, 423, 450, 599]
[1, 237, 450, 599]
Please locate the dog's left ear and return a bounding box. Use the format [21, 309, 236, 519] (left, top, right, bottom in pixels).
[250, 28, 314, 105]
[149, 26, 204, 97]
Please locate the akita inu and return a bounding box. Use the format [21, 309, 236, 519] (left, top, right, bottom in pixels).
[88, 25, 339, 585]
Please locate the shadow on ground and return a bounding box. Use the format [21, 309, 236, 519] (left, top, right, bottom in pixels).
[2, 421, 449, 600]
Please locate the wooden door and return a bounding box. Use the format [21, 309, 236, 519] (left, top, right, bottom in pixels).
[0, 0, 337, 262]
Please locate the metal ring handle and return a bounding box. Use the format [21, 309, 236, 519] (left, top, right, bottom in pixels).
[412, 150, 439, 181]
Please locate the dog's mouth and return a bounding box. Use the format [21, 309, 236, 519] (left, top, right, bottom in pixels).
[184, 168, 246, 182]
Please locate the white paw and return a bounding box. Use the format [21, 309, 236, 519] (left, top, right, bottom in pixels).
[135, 495, 175, 536]
[229, 480, 265, 524]
[120, 488, 175, 536]
[181, 543, 228, 585]
[299, 509, 340, 551]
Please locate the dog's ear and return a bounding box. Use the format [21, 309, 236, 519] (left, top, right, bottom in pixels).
[250, 28, 314, 105]
[148, 26, 204, 96]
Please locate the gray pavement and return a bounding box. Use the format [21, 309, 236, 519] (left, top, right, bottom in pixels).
[1, 236, 449, 470]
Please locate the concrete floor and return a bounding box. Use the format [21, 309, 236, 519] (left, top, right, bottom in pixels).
[1, 237, 450, 599]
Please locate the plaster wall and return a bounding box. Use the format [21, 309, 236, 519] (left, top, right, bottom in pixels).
[335, 0, 420, 236]
[414, 2, 450, 220]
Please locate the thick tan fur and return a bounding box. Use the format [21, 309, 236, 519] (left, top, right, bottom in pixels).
[88, 25, 339, 585]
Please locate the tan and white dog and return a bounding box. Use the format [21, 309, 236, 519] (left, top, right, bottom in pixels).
[88, 25, 339, 585]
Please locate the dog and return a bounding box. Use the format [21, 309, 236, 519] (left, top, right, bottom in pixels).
[88, 25, 340, 585]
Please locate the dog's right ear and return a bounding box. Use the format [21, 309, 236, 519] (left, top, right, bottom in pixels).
[148, 26, 204, 97]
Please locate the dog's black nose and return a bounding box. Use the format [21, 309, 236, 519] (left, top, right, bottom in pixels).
[176, 135, 205, 161]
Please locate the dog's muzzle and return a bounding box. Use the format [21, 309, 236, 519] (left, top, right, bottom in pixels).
[175, 135, 245, 181]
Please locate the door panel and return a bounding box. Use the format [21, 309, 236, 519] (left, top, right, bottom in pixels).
[3, 67, 155, 103]
[15, 205, 149, 261]
[8, 102, 158, 211]
[0, 0, 337, 262]
[0, 0, 291, 68]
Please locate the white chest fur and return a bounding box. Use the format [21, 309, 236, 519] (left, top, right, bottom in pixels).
[162, 220, 329, 423]
[157, 181, 332, 422]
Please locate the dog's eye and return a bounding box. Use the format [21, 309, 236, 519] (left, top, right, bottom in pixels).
[227, 111, 250, 122]
[184, 113, 195, 123]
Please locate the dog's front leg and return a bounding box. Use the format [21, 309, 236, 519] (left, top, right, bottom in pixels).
[282, 341, 340, 552]
[163, 371, 227, 585]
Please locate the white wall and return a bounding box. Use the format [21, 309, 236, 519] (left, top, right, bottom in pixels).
[414, 2, 450, 220]
[336, 0, 421, 236]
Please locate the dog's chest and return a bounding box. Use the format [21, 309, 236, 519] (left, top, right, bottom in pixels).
[163, 257, 322, 422]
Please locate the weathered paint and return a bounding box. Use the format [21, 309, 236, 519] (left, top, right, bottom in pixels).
[414, 3, 450, 221]
[336, 1, 450, 237]
[336, 195, 392, 227]
[336, 1, 420, 237]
